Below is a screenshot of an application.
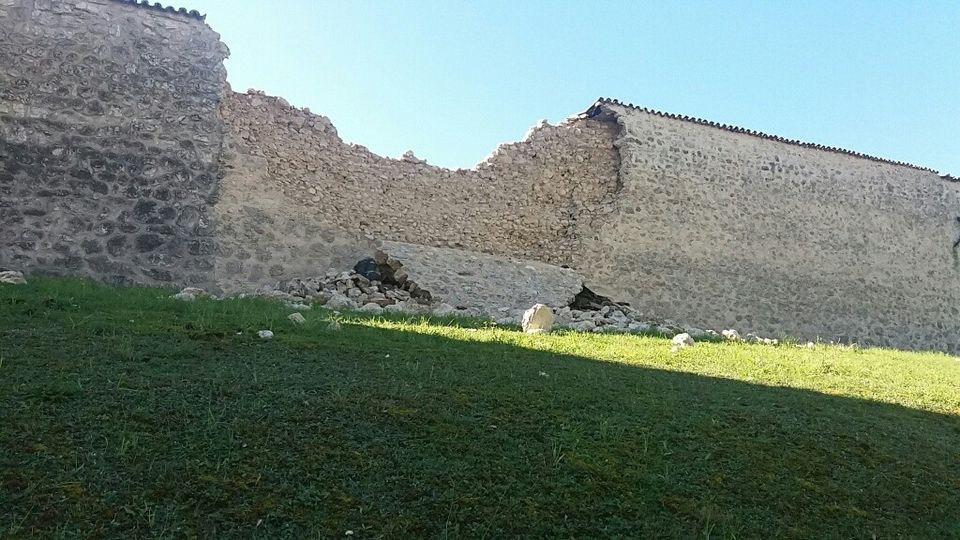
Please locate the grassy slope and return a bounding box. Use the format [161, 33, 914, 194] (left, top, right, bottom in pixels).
[1, 279, 958, 539]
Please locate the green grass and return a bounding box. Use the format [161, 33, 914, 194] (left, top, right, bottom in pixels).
[1, 278, 958, 539]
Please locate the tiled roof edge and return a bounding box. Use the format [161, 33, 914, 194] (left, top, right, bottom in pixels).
[107, 0, 206, 21]
[586, 97, 950, 178]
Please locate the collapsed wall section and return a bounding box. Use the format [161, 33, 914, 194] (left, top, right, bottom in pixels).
[581, 102, 960, 351]
[220, 91, 622, 270]
[0, 0, 228, 286]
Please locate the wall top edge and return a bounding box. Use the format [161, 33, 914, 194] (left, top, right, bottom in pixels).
[586, 97, 951, 178]
[105, 0, 205, 21]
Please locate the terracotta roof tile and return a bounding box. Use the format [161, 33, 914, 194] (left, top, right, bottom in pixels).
[107, 0, 205, 21]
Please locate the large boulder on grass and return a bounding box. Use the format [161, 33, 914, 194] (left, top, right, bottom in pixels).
[521, 304, 555, 334]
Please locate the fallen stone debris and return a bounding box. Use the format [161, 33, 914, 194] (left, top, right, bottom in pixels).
[171, 287, 209, 302]
[255, 254, 788, 345]
[265, 250, 440, 315]
[0, 270, 27, 285]
[156, 259, 788, 346]
[671, 333, 695, 351]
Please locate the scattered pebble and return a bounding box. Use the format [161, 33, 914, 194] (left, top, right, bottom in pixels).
[257, 330, 274, 339]
[327, 321, 342, 331]
[721, 329, 742, 341]
[288, 312, 306, 324]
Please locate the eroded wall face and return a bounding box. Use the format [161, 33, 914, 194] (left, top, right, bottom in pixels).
[211, 141, 378, 294]
[220, 92, 621, 270]
[220, 93, 960, 350]
[0, 0, 227, 286]
[582, 104, 960, 351]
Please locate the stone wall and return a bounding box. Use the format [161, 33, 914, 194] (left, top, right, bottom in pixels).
[579, 102, 960, 351]
[0, 0, 227, 287]
[220, 91, 621, 268]
[211, 139, 376, 294]
[220, 91, 960, 351]
[3, 0, 959, 351]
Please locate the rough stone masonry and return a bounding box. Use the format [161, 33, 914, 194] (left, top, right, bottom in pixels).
[1, 0, 959, 352]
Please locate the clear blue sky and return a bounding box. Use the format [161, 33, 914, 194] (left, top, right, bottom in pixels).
[186, 0, 958, 173]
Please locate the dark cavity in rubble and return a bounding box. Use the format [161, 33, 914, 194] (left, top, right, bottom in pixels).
[360, 252, 432, 303]
[353, 257, 382, 282]
[570, 285, 628, 311]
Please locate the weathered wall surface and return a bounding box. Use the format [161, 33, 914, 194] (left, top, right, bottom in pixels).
[220, 91, 960, 351]
[0, 0, 227, 286]
[3, 0, 958, 351]
[212, 140, 376, 293]
[380, 240, 584, 315]
[220, 91, 621, 268]
[580, 103, 960, 351]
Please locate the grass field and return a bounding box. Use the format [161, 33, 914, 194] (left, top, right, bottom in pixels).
[1, 278, 959, 538]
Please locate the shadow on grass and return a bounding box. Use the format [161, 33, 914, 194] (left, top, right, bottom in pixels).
[0, 279, 958, 538]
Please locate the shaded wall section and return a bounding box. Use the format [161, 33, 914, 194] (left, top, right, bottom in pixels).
[0, 0, 227, 286]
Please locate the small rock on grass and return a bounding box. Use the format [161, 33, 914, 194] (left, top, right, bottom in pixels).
[326, 292, 354, 310]
[328, 320, 342, 331]
[288, 312, 306, 324]
[257, 330, 274, 339]
[721, 329, 742, 341]
[358, 303, 383, 313]
[172, 287, 209, 302]
[671, 332, 695, 351]
[0, 270, 27, 284]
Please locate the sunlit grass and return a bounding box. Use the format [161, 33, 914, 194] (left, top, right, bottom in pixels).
[355, 316, 960, 415]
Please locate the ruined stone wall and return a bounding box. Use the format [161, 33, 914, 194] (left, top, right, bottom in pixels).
[580, 103, 960, 351]
[220, 91, 621, 269]
[220, 92, 960, 351]
[3, 0, 958, 352]
[211, 138, 376, 294]
[0, 0, 227, 286]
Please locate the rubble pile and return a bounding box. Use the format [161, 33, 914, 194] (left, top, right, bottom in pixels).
[261, 250, 463, 316]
